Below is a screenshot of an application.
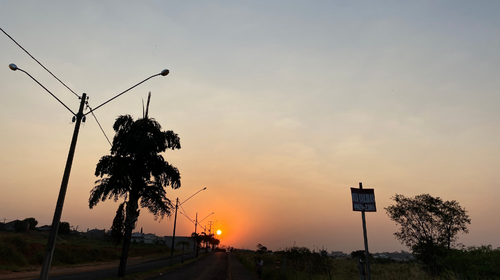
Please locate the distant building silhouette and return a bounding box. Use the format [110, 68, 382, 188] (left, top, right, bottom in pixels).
[37, 225, 52, 233]
[83, 228, 107, 239]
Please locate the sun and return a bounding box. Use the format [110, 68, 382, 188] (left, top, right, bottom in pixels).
[216, 229, 222, 235]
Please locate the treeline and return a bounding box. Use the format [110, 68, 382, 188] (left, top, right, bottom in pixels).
[431, 245, 500, 279]
[0, 217, 71, 234]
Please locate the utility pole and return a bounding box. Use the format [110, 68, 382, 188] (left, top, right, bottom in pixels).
[169, 198, 179, 266]
[40, 93, 87, 280]
[195, 213, 198, 235]
[169, 187, 206, 266]
[10, 63, 169, 279]
[207, 220, 217, 234]
[195, 213, 199, 257]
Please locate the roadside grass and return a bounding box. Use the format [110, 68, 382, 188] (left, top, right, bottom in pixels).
[235, 251, 500, 280]
[0, 231, 174, 272]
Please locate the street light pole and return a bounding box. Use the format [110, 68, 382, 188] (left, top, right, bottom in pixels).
[169, 187, 207, 266]
[39, 93, 87, 280]
[194, 211, 214, 257]
[170, 198, 179, 266]
[207, 220, 217, 235]
[197, 212, 214, 232]
[9, 64, 169, 280]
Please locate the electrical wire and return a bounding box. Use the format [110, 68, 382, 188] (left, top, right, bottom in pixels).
[1, 27, 80, 99]
[180, 204, 192, 221]
[85, 102, 112, 146]
[179, 211, 195, 225]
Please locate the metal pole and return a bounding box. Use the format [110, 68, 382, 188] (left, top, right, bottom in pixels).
[195, 213, 198, 257]
[169, 198, 179, 266]
[40, 93, 87, 280]
[360, 182, 371, 280]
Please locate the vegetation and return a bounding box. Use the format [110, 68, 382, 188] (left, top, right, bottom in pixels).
[23, 218, 38, 230]
[235, 246, 500, 280]
[439, 245, 500, 279]
[89, 94, 181, 277]
[190, 232, 220, 256]
[0, 231, 172, 273]
[256, 243, 268, 253]
[58, 221, 71, 235]
[13, 220, 29, 233]
[385, 193, 470, 274]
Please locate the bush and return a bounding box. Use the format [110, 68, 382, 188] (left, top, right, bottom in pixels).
[439, 245, 500, 279]
[13, 220, 28, 233]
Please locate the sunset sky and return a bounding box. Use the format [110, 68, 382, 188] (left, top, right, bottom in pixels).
[1, 1, 500, 254]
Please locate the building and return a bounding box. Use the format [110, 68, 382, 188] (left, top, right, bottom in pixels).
[83, 228, 107, 239]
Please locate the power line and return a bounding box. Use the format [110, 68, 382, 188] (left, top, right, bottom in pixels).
[180, 204, 192, 221]
[85, 102, 112, 146]
[1, 27, 80, 99]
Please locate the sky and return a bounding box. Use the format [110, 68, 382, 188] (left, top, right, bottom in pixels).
[1, 0, 500, 254]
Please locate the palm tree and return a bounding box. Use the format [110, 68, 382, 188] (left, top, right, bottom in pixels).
[209, 234, 220, 251]
[89, 96, 181, 277]
[190, 232, 203, 257]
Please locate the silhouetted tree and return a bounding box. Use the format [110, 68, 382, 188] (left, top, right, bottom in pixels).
[385, 193, 470, 274]
[209, 234, 220, 250]
[256, 243, 268, 253]
[200, 232, 211, 253]
[23, 217, 38, 230]
[13, 220, 28, 232]
[350, 250, 366, 260]
[89, 97, 181, 277]
[191, 232, 203, 257]
[110, 202, 125, 245]
[58, 222, 70, 235]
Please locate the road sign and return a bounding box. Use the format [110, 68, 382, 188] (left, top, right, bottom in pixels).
[351, 188, 376, 212]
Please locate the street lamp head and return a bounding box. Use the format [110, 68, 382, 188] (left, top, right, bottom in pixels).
[160, 69, 169, 76]
[203, 187, 207, 190]
[9, 63, 18, 71]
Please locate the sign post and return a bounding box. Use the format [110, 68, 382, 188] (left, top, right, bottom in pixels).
[351, 182, 375, 280]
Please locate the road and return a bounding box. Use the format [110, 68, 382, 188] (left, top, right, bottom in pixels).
[12, 252, 258, 280]
[147, 252, 227, 280]
[146, 252, 258, 280]
[25, 251, 197, 280]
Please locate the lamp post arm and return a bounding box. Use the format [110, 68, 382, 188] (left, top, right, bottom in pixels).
[17, 68, 76, 115]
[199, 212, 214, 224]
[85, 72, 165, 115]
[180, 187, 207, 206]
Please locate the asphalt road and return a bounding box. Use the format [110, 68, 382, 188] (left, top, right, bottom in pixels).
[22, 251, 257, 280]
[146, 252, 227, 280]
[30, 251, 197, 280]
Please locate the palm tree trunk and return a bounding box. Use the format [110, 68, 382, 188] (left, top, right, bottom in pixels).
[118, 197, 140, 277]
[118, 226, 132, 277]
